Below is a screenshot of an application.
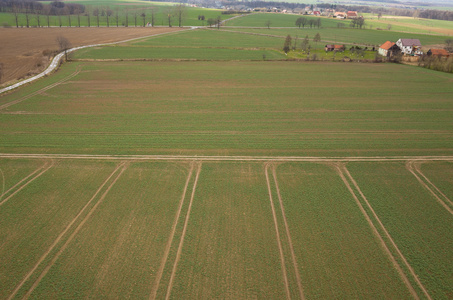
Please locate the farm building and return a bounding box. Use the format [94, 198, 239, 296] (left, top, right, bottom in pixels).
[334, 12, 347, 19]
[396, 39, 423, 56]
[325, 45, 345, 52]
[347, 11, 359, 19]
[313, 11, 321, 16]
[379, 41, 400, 57]
[427, 49, 450, 57]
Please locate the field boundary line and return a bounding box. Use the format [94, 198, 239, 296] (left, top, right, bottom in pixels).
[165, 162, 202, 300]
[0, 160, 48, 203]
[1, 154, 453, 162]
[15, 162, 128, 300]
[265, 163, 291, 300]
[339, 164, 432, 300]
[407, 161, 453, 215]
[0, 67, 81, 111]
[0, 159, 54, 207]
[149, 162, 195, 300]
[272, 164, 305, 300]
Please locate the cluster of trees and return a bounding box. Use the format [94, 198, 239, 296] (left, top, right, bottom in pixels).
[350, 18, 365, 29]
[283, 33, 321, 54]
[295, 17, 321, 28]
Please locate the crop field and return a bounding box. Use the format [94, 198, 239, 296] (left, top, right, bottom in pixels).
[1, 59, 453, 156]
[1, 9, 452, 299]
[1, 157, 452, 299]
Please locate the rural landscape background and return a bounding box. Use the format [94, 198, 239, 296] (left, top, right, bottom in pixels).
[0, 0, 452, 298]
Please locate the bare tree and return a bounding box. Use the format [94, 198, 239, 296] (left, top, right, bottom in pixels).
[164, 7, 172, 27]
[313, 32, 321, 48]
[141, 12, 146, 27]
[56, 36, 72, 61]
[106, 8, 113, 27]
[12, 5, 19, 28]
[124, 10, 128, 27]
[75, 7, 81, 27]
[44, 5, 51, 27]
[93, 8, 100, 27]
[24, 5, 30, 27]
[115, 7, 119, 27]
[173, 4, 186, 27]
[86, 6, 91, 27]
[133, 11, 137, 27]
[150, 7, 155, 27]
[265, 20, 271, 29]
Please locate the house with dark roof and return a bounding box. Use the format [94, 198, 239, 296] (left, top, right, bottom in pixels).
[396, 39, 423, 56]
[378, 41, 400, 57]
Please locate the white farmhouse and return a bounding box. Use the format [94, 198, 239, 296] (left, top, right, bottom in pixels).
[396, 39, 423, 56]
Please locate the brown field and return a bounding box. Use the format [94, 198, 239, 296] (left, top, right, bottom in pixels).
[0, 27, 183, 86]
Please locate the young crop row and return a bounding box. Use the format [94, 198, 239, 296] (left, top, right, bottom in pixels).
[1, 158, 451, 298]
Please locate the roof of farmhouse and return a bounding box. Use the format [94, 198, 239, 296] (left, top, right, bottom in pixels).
[399, 39, 422, 46]
[380, 41, 396, 50]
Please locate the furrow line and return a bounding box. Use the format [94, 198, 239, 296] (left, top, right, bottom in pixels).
[406, 161, 453, 215]
[272, 165, 305, 300]
[165, 162, 202, 300]
[0, 160, 48, 202]
[149, 161, 195, 300]
[0, 159, 54, 207]
[339, 164, 432, 300]
[265, 163, 291, 300]
[16, 162, 128, 300]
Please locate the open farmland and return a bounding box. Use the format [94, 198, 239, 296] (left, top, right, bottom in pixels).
[1, 11, 453, 299]
[1, 60, 453, 156]
[1, 157, 452, 299]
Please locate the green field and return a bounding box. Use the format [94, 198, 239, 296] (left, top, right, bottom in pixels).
[1, 9, 453, 299]
[1, 158, 452, 299]
[1, 60, 453, 156]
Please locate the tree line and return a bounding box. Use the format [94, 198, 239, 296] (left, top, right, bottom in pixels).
[1, 1, 189, 28]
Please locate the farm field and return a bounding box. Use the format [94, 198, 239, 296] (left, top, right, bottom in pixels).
[0, 27, 183, 86]
[1, 8, 453, 299]
[1, 60, 453, 156]
[1, 157, 452, 299]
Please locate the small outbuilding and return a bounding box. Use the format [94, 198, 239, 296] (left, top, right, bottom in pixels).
[378, 41, 400, 57]
[427, 49, 450, 57]
[325, 44, 345, 52]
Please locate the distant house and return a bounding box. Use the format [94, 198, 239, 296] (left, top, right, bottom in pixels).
[427, 48, 450, 57]
[313, 11, 321, 16]
[325, 44, 345, 52]
[346, 11, 358, 19]
[396, 39, 423, 56]
[378, 41, 400, 57]
[334, 12, 347, 19]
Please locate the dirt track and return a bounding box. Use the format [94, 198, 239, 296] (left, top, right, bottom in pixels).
[0, 27, 182, 86]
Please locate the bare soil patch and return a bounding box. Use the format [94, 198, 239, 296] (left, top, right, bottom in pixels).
[0, 27, 182, 86]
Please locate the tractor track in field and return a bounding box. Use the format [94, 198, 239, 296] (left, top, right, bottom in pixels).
[149, 161, 195, 300]
[406, 161, 453, 215]
[265, 163, 291, 299]
[165, 162, 202, 300]
[271, 164, 305, 300]
[10, 162, 128, 300]
[0, 154, 453, 163]
[0, 159, 53, 207]
[336, 164, 432, 300]
[0, 67, 81, 111]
